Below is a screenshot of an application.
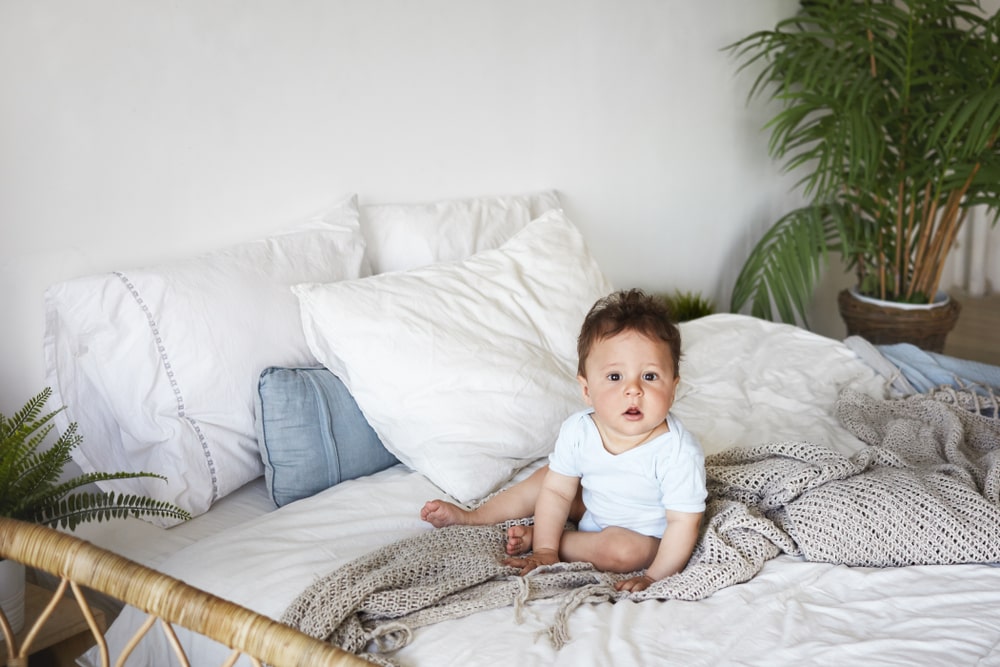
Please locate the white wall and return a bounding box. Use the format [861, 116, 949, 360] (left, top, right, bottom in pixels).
[1, 1, 996, 416]
[0, 0, 796, 415]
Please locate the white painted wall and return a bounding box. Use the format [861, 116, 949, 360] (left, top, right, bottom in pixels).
[1, 1, 996, 416]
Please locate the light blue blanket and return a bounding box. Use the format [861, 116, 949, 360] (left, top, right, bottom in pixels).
[878, 343, 1000, 393]
[845, 336, 1000, 404]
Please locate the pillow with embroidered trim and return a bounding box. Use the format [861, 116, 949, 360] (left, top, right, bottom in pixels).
[43, 195, 367, 524]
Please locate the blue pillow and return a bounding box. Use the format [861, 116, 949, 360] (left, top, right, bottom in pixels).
[255, 366, 398, 507]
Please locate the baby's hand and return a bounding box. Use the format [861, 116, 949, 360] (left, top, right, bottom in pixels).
[614, 574, 656, 593]
[503, 548, 559, 575]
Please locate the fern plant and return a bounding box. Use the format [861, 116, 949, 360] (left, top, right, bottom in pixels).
[0, 388, 190, 530]
[728, 0, 1000, 324]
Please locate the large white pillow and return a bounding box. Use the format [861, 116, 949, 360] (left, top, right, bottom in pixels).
[671, 314, 888, 457]
[359, 190, 561, 274]
[293, 209, 612, 503]
[43, 195, 368, 524]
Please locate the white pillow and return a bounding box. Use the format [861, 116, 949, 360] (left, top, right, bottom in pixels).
[671, 314, 888, 458]
[293, 209, 613, 503]
[359, 190, 561, 274]
[43, 195, 368, 524]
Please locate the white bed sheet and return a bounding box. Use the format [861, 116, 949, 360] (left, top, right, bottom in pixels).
[47, 478, 276, 622]
[69, 476, 275, 569]
[81, 316, 1000, 666]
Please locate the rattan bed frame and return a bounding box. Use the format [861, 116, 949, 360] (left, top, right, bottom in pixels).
[0, 518, 369, 667]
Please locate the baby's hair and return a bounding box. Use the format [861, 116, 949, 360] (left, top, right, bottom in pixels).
[577, 288, 681, 378]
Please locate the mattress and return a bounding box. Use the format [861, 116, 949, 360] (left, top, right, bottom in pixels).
[83, 467, 1000, 666]
[80, 316, 1000, 666]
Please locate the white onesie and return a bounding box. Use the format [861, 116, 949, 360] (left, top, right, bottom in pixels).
[547, 408, 706, 537]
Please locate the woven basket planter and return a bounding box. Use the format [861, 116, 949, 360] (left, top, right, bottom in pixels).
[837, 288, 961, 353]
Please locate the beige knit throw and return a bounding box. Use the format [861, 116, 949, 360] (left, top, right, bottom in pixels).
[282, 389, 1000, 664]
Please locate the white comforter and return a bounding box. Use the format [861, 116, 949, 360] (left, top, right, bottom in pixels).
[81, 316, 1000, 666]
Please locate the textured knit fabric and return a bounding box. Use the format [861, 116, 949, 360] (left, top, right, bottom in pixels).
[282, 389, 1000, 664]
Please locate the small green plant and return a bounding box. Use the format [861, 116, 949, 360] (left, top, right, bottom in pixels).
[660, 290, 716, 323]
[0, 388, 191, 530]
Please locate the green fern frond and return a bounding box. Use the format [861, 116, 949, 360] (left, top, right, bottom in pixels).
[0, 389, 65, 511]
[29, 492, 192, 531]
[1, 389, 190, 530]
[8, 423, 79, 503]
[15, 468, 163, 514]
[0, 387, 51, 438]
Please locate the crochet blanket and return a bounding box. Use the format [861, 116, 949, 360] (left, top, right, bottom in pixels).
[282, 389, 1000, 664]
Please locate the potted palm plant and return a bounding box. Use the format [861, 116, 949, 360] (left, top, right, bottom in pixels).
[1, 388, 190, 632]
[728, 0, 1000, 351]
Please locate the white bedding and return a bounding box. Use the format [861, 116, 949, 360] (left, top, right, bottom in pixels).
[80, 315, 1000, 666]
[70, 477, 274, 570]
[49, 478, 276, 622]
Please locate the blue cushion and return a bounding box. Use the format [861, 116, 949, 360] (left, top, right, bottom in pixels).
[255, 366, 398, 507]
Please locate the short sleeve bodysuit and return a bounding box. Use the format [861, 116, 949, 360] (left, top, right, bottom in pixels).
[547, 409, 706, 537]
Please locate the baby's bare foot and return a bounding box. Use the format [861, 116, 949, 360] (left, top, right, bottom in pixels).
[506, 524, 534, 555]
[420, 499, 471, 527]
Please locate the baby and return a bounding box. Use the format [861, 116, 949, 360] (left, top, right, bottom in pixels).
[421, 288, 706, 592]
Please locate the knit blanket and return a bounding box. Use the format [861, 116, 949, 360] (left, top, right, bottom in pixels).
[282, 389, 1000, 664]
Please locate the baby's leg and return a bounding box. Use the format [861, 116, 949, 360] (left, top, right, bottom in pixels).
[504, 482, 587, 554]
[420, 499, 475, 527]
[559, 526, 660, 573]
[421, 465, 550, 528]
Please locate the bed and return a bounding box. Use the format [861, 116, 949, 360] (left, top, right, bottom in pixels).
[32, 191, 1000, 666]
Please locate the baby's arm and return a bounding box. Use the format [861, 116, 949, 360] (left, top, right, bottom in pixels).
[503, 469, 578, 575]
[615, 509, 702, 592]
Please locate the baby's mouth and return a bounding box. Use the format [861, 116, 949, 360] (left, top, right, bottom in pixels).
[624, 406, 642, 418]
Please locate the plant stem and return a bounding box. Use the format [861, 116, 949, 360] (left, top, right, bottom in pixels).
[894, 179, 906, 297]
[907, 189, 939, 301]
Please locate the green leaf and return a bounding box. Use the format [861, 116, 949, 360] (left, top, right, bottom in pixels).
[730, 204, 848, 325]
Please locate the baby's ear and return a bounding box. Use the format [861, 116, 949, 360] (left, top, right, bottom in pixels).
[577, 375, 593, 405]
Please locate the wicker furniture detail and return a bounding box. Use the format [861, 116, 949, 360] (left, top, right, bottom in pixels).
[0, 518, 368, 667]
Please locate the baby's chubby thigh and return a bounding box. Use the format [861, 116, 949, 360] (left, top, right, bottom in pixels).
[563, 519, 660, 573]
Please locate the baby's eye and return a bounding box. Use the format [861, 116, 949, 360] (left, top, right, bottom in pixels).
[607, 373, 622, 382]
[643, 372, 658, 381]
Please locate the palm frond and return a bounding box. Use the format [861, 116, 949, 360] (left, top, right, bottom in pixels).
[730, 204, 847, 325]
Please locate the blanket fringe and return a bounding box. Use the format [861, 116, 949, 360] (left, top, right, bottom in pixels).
[928, 384, 1000, 419]
[367, 621, 413, 653]
[545, 583, 617, 649]
[511, 575, 531, 624]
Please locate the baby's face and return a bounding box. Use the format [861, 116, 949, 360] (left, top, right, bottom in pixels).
[577, 329, 679, 446]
